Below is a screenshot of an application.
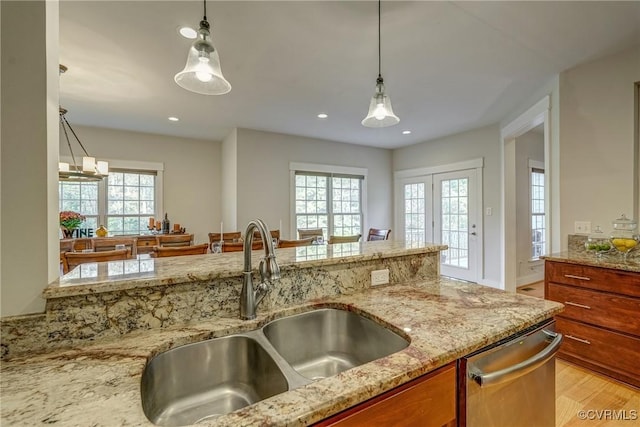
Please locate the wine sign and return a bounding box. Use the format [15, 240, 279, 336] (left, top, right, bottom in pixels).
[62, 228, 94, 239]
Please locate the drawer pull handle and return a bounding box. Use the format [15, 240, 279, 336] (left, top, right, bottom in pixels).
[565, 335, 591, 345]
[564, 301, 591, 309]
[563, 274, 591, 281]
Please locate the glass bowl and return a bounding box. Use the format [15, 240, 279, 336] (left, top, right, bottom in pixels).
[584, 226, 613, 255]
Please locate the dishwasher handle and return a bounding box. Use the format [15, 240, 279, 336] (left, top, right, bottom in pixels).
[470, 331, 563, 387]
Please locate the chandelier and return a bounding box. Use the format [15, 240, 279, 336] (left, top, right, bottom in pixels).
[58, 65, 108, 182]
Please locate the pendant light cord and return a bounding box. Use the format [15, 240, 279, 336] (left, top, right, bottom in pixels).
[378, 0, 381, 78]
[203, 0, 207, 20]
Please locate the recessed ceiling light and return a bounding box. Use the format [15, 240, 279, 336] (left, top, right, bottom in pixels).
[402, 130, 412, 135]
[168, 117, 179, 122]
[317, 113, 328, 119]
[178, 26, 197, 39]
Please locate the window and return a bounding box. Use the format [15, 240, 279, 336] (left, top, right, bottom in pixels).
[404, 182, 426, 243]
[530, 165, 545, 258]
[59, 167, 159, 236]
[292, 165, 365, 240]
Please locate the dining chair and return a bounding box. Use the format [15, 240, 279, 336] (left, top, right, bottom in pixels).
[297, 228, 324, 243]
[251, 229, 281, 244]
[155, 234, 193, 247]
[151, 243, 209, 258]
[221, 241, 264, 252]
[91, 237, 138, 257]
[62, 248, 130, 274]
[208, 232, 242, 244]
[277, 238, 315, 248]
[367, 228, 391, 241]
[328, 234, 362, 244]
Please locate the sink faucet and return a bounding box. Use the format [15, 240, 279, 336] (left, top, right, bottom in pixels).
[240, 219, 280, 320]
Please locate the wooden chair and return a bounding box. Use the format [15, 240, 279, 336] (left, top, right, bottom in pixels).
[328, 234, 362, 244]
[62, 248, 130, 274]
[222, 241, 263, 252]
[155, 234, 193, 247]
[252, 229, 280, 241]
[91, 237, 137, 257]
[298, 228, 324, 243]
[367, 228, 391, 241]
[278, 238, 315, 248]
[152, 243, 209, 258]
[208, 232, 242, 244]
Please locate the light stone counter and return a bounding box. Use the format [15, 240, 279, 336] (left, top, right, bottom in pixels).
[0, 277, 563, 427]
[542, 251, 640, 273]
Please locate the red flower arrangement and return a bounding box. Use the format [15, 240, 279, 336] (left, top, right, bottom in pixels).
[59, 210, 85, 230]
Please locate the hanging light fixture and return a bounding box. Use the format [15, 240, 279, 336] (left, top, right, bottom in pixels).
[58, 107, 109, 182]
[362, 0, 399, 128]
[174, 0, 231, 95]
[58, 65, 108, 181]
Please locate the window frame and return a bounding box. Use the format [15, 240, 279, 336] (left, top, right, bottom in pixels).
[59, 157, 164, 235]
[529, 159, 545, 260]
[289, 162, 367, 240]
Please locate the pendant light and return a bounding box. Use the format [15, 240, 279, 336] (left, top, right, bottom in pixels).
[174, 0, 231, 95]
[362, 0, 399, 128]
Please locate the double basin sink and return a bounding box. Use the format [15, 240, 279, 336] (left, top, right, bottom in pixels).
[140, 308, 410, 426]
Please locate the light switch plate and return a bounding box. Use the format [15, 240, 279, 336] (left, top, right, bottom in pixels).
[574, 221, 591, 234]
[371, 269, 390, 286]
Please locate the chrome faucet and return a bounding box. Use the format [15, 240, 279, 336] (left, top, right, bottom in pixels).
[240, 219, 280, 320]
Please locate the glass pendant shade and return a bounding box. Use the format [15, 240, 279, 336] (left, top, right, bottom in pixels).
[174, 21, 231, 95]
[362, 79, 399, 128]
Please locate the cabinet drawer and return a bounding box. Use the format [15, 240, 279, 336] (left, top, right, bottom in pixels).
[555, 318, 640, 384]
[548, 283, 640, 336]
[545, 261, 640, 297]
[316, 363, 456, 427]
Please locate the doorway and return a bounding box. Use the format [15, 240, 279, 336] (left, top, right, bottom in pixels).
[395, 159, 483, 283]
[501, 96, 552, 293]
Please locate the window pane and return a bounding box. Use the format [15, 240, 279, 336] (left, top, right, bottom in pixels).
[531, 169, 545, 258]
[106, 171, 156, 235]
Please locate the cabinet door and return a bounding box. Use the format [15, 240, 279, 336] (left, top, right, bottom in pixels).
[316, 363, 456, 427]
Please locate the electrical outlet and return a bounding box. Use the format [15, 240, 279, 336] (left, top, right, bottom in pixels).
[371, 269, 390, 286]
[574, 221, 591, 234]
[486, 207, 492, 216]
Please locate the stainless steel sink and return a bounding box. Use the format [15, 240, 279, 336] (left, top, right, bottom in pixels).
[262, 308, 409, 380]
[140, 335, 289, 427]
[141, 308, 409, 426]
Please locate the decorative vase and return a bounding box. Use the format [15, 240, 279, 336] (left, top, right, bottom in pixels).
[96, 225, 108, 238]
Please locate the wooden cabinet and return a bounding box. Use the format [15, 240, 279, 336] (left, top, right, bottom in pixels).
[545, 260, 640, 387]
[315, 363, 456, 427]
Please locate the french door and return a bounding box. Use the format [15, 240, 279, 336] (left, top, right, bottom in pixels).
[398, 167, 479, 282]
[433, 170, 478, 282]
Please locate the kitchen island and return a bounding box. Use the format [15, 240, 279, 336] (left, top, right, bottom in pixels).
[1, 242, 563, 426]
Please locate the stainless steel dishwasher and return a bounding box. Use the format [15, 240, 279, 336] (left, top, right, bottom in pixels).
[459, 319, 563, 427]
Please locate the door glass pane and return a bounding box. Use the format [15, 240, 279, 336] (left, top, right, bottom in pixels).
[441, 178, 468, 268]
[404, 183, 425, 243]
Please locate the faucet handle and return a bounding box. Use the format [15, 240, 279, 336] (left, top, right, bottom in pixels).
[259, 255, 281, 283]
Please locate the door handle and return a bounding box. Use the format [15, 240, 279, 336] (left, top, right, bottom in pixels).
[470, 232, 477, 236]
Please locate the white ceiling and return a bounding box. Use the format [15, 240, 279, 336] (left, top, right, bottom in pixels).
[58, 1, 640, 149]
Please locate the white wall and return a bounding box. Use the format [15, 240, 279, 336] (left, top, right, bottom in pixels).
[559, 46, 640, 244]
[515, 130, 544, 285]
[235, 129, 393, 239]
[1, 0, 59, 317]
[70, 126, 221, 246]
[392, 124, 502, 286]
[221, 129, 238, 231]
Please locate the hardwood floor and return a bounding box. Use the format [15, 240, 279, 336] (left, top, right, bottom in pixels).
[516, 282, 639, 426]
[517, 280, 545, 298]
[556, 360, 639, 426]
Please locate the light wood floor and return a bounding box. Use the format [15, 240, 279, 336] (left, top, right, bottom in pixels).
[516, 282, 639, 426]
[556, 360, 639, 427]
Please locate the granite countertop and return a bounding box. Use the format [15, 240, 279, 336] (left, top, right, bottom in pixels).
[543, 251, 640, 273]
[46, 241, 447, 299]
[1, 277, 563, 426]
